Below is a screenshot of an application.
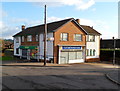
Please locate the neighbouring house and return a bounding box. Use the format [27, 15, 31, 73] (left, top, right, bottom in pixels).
[81, 25, 101, 62]
[13, 18, 101, 64]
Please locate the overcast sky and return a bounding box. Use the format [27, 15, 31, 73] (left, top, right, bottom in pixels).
[1, 0, 118, 39]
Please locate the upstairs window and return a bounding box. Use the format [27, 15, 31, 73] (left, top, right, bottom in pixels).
[36, 35, 39, 41]
[21, 36, 24, 42]
[27, 35, 32, 42]
[74, 34, 82, 41]
[87, 35, 95, 42]
[16, 37, 19, 43]
[60, 33, 68, 41]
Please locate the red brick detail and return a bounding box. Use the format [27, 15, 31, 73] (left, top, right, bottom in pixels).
[86, 58, 100, 62]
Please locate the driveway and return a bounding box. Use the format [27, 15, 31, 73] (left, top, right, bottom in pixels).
[2, 62, 120, 90]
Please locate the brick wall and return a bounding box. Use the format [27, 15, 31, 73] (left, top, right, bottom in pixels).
[21, 35, 39, 46]
[54, 21, 86, 63]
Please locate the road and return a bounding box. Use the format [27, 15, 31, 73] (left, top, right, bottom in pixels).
[2, 63, 120, 90]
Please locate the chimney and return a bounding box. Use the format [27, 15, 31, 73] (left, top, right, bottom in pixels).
[112, 37, 114, 39]
[22, 25, 25, 31]
[75, 19, 80, 24]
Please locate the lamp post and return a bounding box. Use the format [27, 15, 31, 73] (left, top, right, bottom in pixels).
[44, 5, 47, 66]
[113, 37, 116, 65]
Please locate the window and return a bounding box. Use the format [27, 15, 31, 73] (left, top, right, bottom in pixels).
[60, 33, 68, 41]
[74, 34, 82, 41]
[87, 35, 95, 42]
[16, 48, 19, 54]
[69, 51, 82, 60]
[76, 52, 82, 59]
[93, 49, 96, 56]
[16, 37, 19, 43]
[36, 35, 39, 41]
[27, 35, 32, 42]
[22, 36, 24, 42]
[86, 49, 89, 56]
[69, 52, 76, 60]
[90, 49, 92, 56]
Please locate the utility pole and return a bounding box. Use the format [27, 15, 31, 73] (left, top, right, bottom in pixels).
[44, 5, 47, 66]
[113, 38, 116, 65]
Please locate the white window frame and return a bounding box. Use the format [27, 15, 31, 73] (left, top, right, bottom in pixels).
[27, 35, 32, 42]
[60, 33, 68, 41]
[74, 34, 82, 41]
[16, 37, 19, 43]
[87, 35, 95, 42]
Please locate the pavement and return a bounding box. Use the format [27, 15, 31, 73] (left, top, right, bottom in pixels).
[105, 70, 120, 86]
[1, 61, 120, 88]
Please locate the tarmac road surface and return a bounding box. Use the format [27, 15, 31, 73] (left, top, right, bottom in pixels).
[2, 62, 120, 90]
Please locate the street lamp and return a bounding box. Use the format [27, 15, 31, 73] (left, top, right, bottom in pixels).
[113, 37, 116, 65]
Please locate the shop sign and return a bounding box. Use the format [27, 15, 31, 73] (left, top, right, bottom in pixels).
[19, 45, 37, 49]
[62, 46, 82, 50]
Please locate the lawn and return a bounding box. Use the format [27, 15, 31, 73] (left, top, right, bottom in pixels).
[1, 56, 14, 61]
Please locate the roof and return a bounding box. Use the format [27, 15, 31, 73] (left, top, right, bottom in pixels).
[80, 25, 101, 35]
[13, 18, 73, 37]
[13, 18, 101, 37]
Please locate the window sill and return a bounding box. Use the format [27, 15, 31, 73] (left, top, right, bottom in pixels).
[86, 41, 95, 42]
[73, 40, 83, 42]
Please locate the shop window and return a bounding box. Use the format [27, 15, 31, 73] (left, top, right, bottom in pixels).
[60, 33, 68, 41]
[90, 49, 92, 56]
[16, 37, 19, 43]
[87, 35, 95, 42]
[21, 36, 24, 42]
[93, 49, 96, 56]
[27, 35, 32, 42]
[76, 52, 82, 59]
[74, 34, 82, 41]
[69, 52, 76, 60]
[36, 35, 39, 41]
[16, 48, 19, 54]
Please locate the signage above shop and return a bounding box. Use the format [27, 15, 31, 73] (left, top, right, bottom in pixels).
[62, 46, 82, 50]
[19, 45, 38, 49]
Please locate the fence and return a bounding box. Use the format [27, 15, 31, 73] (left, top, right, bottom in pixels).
[100, 49, 120, 64]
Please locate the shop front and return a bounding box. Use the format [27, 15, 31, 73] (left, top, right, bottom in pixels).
[19, 45, 38, 60]
[58, 46, 85, 64]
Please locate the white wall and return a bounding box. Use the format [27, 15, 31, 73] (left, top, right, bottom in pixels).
[39, 33, 54, 59]
[14, 37, 21, 56]
[86, 35, 100, 59]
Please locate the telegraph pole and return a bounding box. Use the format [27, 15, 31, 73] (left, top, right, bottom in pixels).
[44, 5, 47, 66]
[113, 37, 116, 65]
